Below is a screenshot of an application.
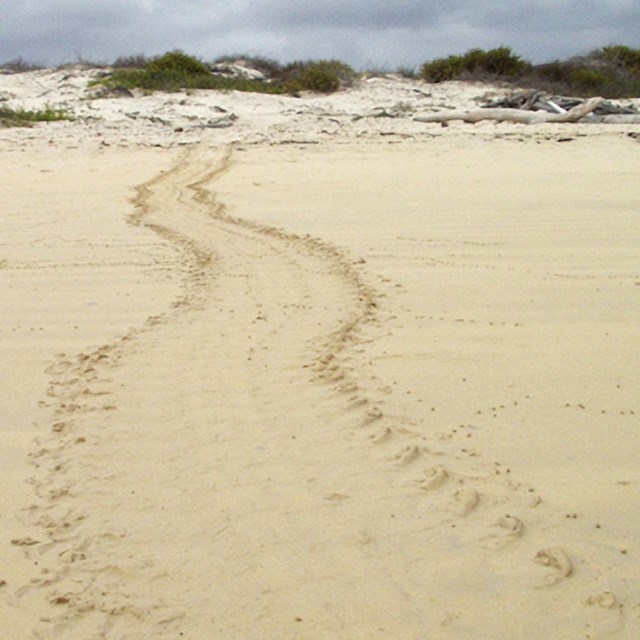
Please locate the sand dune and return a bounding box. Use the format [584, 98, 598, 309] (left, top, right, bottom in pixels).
[1, 70, 639, 638]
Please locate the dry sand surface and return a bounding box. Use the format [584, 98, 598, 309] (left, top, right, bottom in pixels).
[1, 69, 639, 638]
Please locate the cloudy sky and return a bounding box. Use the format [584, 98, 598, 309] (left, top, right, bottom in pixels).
[1, 0, 638, 69]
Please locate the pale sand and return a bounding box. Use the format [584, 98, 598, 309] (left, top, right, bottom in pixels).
[1, 72, 639, 638]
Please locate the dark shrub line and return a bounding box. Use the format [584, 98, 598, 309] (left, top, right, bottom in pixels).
[421, 47, 530, 82]
[98, 50, 355, 95]
[4, 46, 640, 97]
[420, 46, 640, 98]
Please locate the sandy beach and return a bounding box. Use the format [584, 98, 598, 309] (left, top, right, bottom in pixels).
[1, 69, 639, 638]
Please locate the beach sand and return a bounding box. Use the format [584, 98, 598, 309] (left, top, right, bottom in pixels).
[1, 71, 639, 638]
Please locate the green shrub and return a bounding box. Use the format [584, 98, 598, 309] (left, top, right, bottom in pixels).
[419, 45, 640, 96]
[101, 68, 284, 94]
[478, 46, 529, 76]
[533, 61, 567, 83]
[146, 50, 209, 75]
[568, 68, 608, 91]
[98, 51, 214, 93]
[524, 47, 640, 97]
[96, 51, 356, 95]
[311, 59, 355, 83]
[97, 49, 281, 94]
[420, 47, 528, 82]
[601, 45, 640, 73]
[282, 59, 355, 93]
[420, 55, 464, 82]
[292, 66, 340, 93]
[462, 49, 489, 74]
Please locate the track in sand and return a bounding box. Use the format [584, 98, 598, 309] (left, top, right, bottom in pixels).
[14, 145, 632, 639]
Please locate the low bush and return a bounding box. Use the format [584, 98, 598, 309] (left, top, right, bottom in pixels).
[421, 47, 528, 82]
[98, 52, 354, 95]
[99, 50, 284, 94]
[420, 44, 640, 97]
[420, 56, 464, 82]
[281, 59, 355, 93]
[568, 68, 609, 92]
[146, 50, 209, 75]
[525, 46, 640, 97]
[601, 45, 640, 73]
[533, 61, 568, 83]
[477, 47, 530, 76]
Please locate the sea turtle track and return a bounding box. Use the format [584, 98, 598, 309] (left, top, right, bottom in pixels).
[16, 145, 392, 637]
[14, 144, 625, 638]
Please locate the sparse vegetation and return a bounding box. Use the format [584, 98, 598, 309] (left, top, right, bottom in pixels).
[0, 105, 72, 127]
[4, 45, 640, 99]
[523, 46, 640, 97]
[601, 45, 640, 73]
[99, 50, 282, 94]
[395, 66, 418, 79]
[1, 57, 44, 72]
[102, 68, 282, 94]
[96, 50, 352, 95]
[112, 54, 149, 69]
[281, 59, 355, 93]
[56, 55, 108, 70]
[568, 68, 609, 91]
[146, 50, 209, 76]
[419, 45, 640, 97]
[213, 54, 282, 79]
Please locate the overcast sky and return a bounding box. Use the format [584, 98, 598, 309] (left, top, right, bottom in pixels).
[1, 1, 638, 69]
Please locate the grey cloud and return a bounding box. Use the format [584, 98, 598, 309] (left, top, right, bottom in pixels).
[248, 0, 443, 30]
[0, 0, 638, 68]
[476, 0, 628, 31]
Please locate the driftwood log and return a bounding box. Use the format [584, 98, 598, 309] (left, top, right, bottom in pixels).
[414, 97, 604, 125]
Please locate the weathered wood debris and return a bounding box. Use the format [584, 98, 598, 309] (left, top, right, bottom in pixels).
[484, 91, 640, 123]
[484, 90, 636, 114]
[415, 91, 640, 125]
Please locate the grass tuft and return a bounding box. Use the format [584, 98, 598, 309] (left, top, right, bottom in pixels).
[112, 54, 149, 69]
[1, 57, 44, 72]
[0, 105, 72, 128]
